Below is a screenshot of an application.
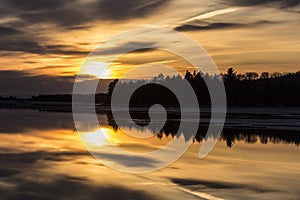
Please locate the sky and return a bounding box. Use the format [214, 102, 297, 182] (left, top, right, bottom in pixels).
[0, 0, 299, 96]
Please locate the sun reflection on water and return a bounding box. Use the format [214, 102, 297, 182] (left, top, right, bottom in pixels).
[79, 126, 173, 153]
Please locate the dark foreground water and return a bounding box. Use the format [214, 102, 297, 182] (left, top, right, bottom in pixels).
[0, 108, 300, 200]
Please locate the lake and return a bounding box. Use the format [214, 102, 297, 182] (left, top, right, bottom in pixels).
[0, 107, 300, 200]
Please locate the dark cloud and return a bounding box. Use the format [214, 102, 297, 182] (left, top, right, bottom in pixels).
[94, 41, 157, 55]
[0, 26, 42, 53]
[175, 20, 274, 32]
[0, 151, 88, 164]
[44, 45, 89, 55]
[0, 0, 83, 27]
[94, 0, 169, 21]
[131, 48, 156, 53]
[0, 174, 155, 200]
[175, 22, 239, 32]
[10, 175, 156, 200]
[224, 0, 300, 8]
[66, 25, 92, 31]
[0, 26, 21, 34]
[0, 70, 112, 97]
[19, 7, 90, 27]
[0, 26, 89, 55]
[0, 70, 74, 97]
[0, 1, 169, 55]
[0, 168, 20, 177]
[171, 178, 280, 193]
[7, 0, 75, 11]
[0, 0, 169, 28]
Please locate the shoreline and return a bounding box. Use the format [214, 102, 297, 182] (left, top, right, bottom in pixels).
[1, 100, 300, 109]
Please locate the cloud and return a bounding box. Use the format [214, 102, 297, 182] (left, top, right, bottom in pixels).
[0, 26, 43, 54]
[0, 70, 74, 96]
[0, 174, 155, 200]
[1, 0, 170, 28]
[94, 0, 169, 21]
[0, 151, 88, 165]
[43, 45, 89, 56]
[0, 168, 20, 178]
[0, 70, 112, 97]
[0, 26, 89, 55]
[7, 0, 75, 11]
[0, 26, 21, 34]
[174, 20, 274, 32]
[0, 1, 170, 56]
[16, 178, 153, 200]
[171, 178, 280, 193]
[179, 7, 241, 24]
[225, 0, 299, 8]
[175, 22, 239, 31]
[93, 41, 157, 56]
[0, 0, 86, 27]
[19, 7, 90, 27]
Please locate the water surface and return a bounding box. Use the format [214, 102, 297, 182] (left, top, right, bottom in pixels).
[0, 108, 300, 200]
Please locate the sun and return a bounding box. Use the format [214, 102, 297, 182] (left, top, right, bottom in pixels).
[79, 61, 115, 79]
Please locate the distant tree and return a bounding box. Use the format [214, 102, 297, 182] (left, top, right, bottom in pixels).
[31, 94, 71, 102]
[153, 73, 165, 82]
[223, 67, 237, 82]
[105, 68, 300, 107]
[105, 79, 119, 105]
[261, 72, 269, 79]
[184, 70, 193, 82]
[107, 79, 118, 95]
[271, 72, 282, 78]
[237, 74, 246, 81]
[245, 72, 259, 81]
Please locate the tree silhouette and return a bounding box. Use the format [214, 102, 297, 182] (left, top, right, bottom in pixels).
[107, 68, 300, 107]
[245, 72, 259, 81]
[27, 67, 300, 107]
[105, 79, 118, 105]
[223, 67, 236, 82]
[261, 72, 269, 79]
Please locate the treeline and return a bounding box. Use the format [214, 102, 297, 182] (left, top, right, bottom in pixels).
[30, 93, 107, 103]
[0, 96, 17, 101]
[222, 68, 300, 106]
[31, 94, 72, 102]
[108, 68, 300, 106]
[3, 68, 300, 106]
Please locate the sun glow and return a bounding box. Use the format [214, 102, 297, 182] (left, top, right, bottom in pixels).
[79, 61, 114, 79]
[79, 127, 113, 148]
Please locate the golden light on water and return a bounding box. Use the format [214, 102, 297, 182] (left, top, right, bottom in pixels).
[79, 126, 173, 153]
[80, 127, 111, 148]
[1, 106, 300, 199]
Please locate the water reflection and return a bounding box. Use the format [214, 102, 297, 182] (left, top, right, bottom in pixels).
[0, 108, 300, 199]
[1, 107, 300, 148]
[104, 109, 300, 148]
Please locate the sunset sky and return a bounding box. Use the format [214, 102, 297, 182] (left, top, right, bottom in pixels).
[0, 0, 299, 96]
